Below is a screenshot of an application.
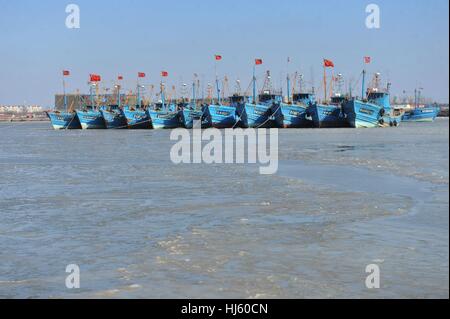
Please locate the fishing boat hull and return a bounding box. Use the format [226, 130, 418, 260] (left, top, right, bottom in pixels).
[402, 107, 440, 122]
[147, 110, 181, 129]
[207, 105, 238, 128]
[181, 108, 211, 129]
[101, 109, 128, 129]
[308, 104, 347, 128]
[46, 111, 81, 130]
[241, 103, 274, 128]
[342, 100, 383, 128]
[76, 110, 106, 129]
[276, 103, 312, 128]
[381, 112, 403, 127]
[123, 108, 152, 129]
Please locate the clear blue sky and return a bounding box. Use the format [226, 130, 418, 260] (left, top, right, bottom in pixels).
[0, 0, 448, 106]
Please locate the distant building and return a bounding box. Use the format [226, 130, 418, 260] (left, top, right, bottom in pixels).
[0, 105, 43, 113]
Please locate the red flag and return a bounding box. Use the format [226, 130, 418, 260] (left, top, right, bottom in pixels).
[215, 55, 222, 61]
[90, 74, 101, 82]
[364, 56, 371, 64]
[255, 59, 263, 65]
[323, 59, 334, 68]
[63, 70, 70, 76]
[161, 71, 169, 77]
[138, 72, 146, 78]
[118, 75, 123, 80]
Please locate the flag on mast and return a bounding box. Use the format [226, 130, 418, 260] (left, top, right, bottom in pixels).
[323, 59, 334, 68]
[255, 59, 263, 65]
[364, 56, 371, 64]
[215, 55, 222, 61]
[90, 74, 101, 82]
[63, 70, 70, 76]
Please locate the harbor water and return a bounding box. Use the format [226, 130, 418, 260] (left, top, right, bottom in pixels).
[0, 119, 448, 298]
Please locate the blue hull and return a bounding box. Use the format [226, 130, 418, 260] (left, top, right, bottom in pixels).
[123, 108, 152, 129]
[276, 103, 312, 128]
[342, 100, 383, 128]
[101, 109, 128, 129]
[181, 108, 211, 129]
[381, 113, 402, 127]
[242, 103, 274, 128]
[207, 104, 238, 128]
[76, 110, 106, 129]
[308, 104, 347, 128]
[147, 110, 181, 129]
[402, 107, 440, 122]
[47, 111, 81, 130]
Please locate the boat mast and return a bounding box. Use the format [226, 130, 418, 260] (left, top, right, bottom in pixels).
[62, 75, 67, 112]
[418, 88, 422, 107]
[137, 79, 141, 108]
[89, 83, 95, 108]
[323, 64, 327, 103]
[286, 57, 291, 103]
[252, 65, 257, 104]
[361, 69, 366, 100]
[215, 58, 221, 105]
[192, 78, 196, 109]
[299, 74, 303, 94]
[161, 81, 166, 111]
[117, 85, 121, 108]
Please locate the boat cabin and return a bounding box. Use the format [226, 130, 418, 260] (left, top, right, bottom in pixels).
[367, 89, 391, 111]
[293, 93, 315, 105]
[330, 95, 348, 106]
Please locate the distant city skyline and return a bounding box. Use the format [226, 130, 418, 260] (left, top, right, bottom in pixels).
[0, 0, 448, 106]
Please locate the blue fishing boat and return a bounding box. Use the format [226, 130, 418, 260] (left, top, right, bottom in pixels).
[342, 98, 384, 128]
[242, 70, 280, 128]
[148, 108, 181, 129]
[207, 104, 239, 128]
[181, 80, 211, 128]
[123, 106, 152, 129]
[47, 71, 81, 130]
[402, 89, 440, 122]
[76, 107, 106, 129]
[402, 106, 440, 122]
[76, 83, 106, 129]
[276, 73, 315, 128]
[207, 73, 240, 128]
[123, 85, 152, 129]
[47, 110, 81, 130]
[101, 105, 127, 129]
[344, 72, 402, 128]
[308, 102, 347, 128]
[147, 82, 181, 129]
[308, 73, 348, 128]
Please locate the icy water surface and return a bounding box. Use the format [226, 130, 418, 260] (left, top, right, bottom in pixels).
[0, 119, 448, 298]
